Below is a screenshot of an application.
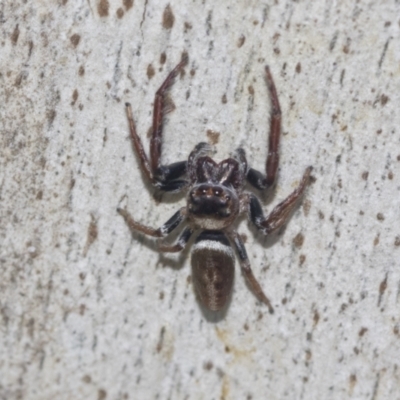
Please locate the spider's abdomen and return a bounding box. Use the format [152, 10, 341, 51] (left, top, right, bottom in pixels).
[191, 231, 235, 311]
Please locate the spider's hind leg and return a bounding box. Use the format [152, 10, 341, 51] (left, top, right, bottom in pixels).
[117, 207, 186, 238]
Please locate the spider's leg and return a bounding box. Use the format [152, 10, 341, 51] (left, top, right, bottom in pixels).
[248, 167, 312, 235]
[117, 207, 186, 237]
[125, 102, 153, 183]
[158, 227, 193, 253]
[150, 56, 188, 173]
[227, 230, 274, 313]
[150, 56, 189, 192]
[247, 66, 281, 191]
[125, 56, 189, 192]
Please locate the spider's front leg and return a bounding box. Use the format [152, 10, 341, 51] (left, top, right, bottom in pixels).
[247, 166, 312, 235]
[247, 66, 282, 191]
[227, 230, 274, 314]
[125, 55, 189, 192]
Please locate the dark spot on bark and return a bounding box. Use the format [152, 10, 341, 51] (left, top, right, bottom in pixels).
[47, 109, 56, 125]
[373, 235, 379, 246]
[318, 211, 325, 219]
[190, 68, 195, 77]
[237, 35, 245, 48]
[71, 89, 79, 106]
[359, 327, 368, 337]
[388, 171, 393, 180]
[36, 190, 43, 200]
[349, 374, 357, 389]
[27, 318, 35, 338]
[160, 52, 166, 64]
[221, 94, 227, 104]
[313, 310, 319, 326]
[83, 216, 98, 256]
[82, 375, 92, 383]
[181, 51, 189, 67]
[184, 21, 192, 32]
[248, 85, 254, 96]
[79, 65, 85, 76]
[14, 72, 24, 87]
[293, 232, 304, 248]
[97, 0, 109, 17]
[79, 304, 86, 315]
[156, 326, 165, 352]
[380, 94, 389, 106]
[361, 171, 368, 180]
[299, 254, 306, 266]
[116, 8, 124, 18]
[376, 213, 384, 221]
[379, 276, 387, 297]
[70, 33, 80, 47]
[273, 47, 280, 54]
[98, 389, 107, 400]
[203, 361, 213, 371]
[206, 129, 220, 145]
[162, 4, 175, 29]
[123, 0, 133, 10]
[394, 237, 400, 247]
[295, 62, 301, 73]
[11, 25, 19, 45]
[147, 64, 155, 79]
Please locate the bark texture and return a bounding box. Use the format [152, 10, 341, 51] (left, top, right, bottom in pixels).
[1, 1, 399, 399]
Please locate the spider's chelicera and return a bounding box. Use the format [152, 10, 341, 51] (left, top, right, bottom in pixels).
[118, 56, 312, 312]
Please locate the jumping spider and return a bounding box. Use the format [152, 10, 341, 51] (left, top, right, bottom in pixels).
[117, 56, 312, 312]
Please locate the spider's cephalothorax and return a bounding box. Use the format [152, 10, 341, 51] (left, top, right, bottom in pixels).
[186, 151, 245, 230]
[118, 55, 312, 313]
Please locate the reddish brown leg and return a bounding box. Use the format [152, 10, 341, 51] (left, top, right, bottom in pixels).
[264, 65, 281, 186]
[150, 56, 188, 173]
[248, 167, 312, 235]
[117, 207, 186, 237]
[247, 65, 282, 190]
[125, 103, 153, 182]
[125, 55, 188, 190]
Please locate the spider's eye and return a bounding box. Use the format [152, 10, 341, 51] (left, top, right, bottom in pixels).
[202, 189, 207, 195]
[215, 189, 220, 196]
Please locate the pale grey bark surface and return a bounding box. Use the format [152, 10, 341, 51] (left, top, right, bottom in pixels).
[1, 1, 400, 399]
